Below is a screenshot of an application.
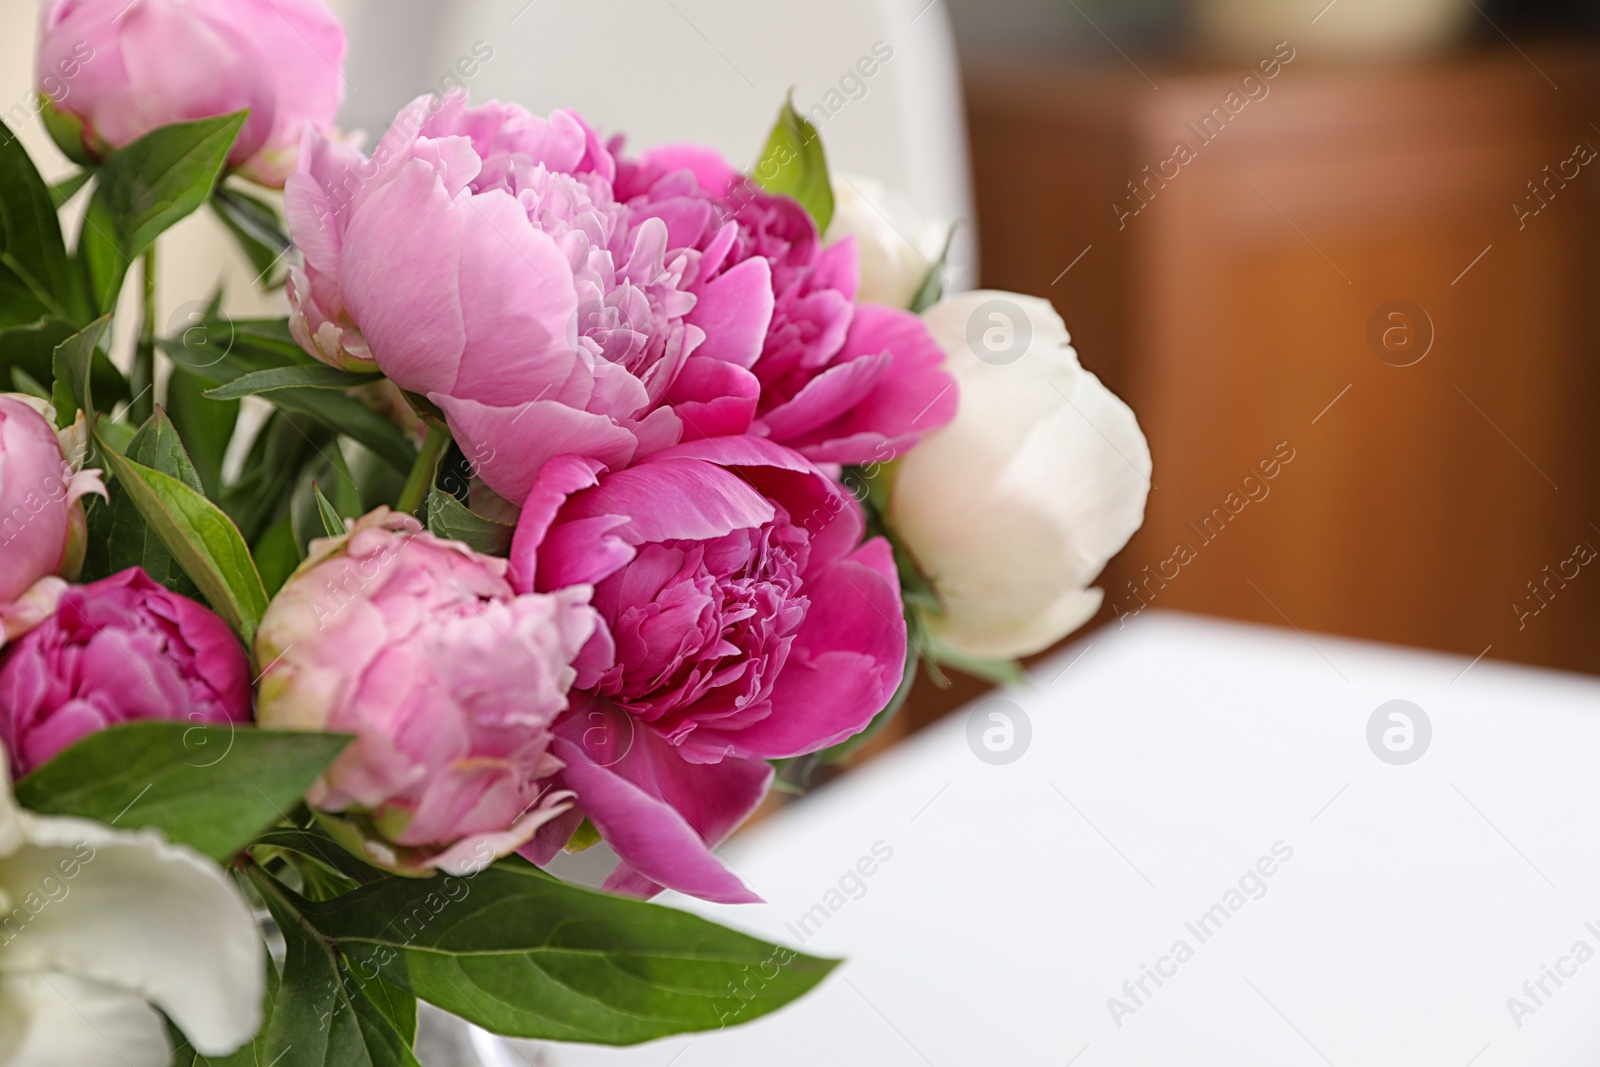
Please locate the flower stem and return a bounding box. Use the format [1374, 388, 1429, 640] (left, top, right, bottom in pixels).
[130, 244, 157, 426]
[396, 425, 449, 517]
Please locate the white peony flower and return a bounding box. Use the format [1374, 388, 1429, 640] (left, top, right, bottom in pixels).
[824, 174, 949, 310]
[0, 749, 265, 1066]
[889, 291, 1151, 660]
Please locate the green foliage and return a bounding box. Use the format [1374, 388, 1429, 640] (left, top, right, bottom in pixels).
[0, 124, 85, 325]
[211, 183, 293, 286]
[17, 722, 350, 861]
[78, 113, 246, 314]
[908, 225, 957, 314]
[424, 442, 513, 555]
[272, 859, 839, 1045]
[753, 95, 834, 233]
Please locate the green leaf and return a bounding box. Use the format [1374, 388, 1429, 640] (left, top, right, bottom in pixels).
[253, 512, 304, 597]
[212, 184, 293, 287]
[96, 418, 136, 456]
[51, 315, 111, 427]
[84, 409, 204, 595]
[9, 366, 48, 399]
[205, 364, 384, 400]
[908, 225, 957, 314]
[424, 444, 513, 555]
[0, 318, 129, 418]
[167, 365, 240, 498]
[752, 94, 834, 233]
[159, 318, 416, 474]
[224, 412, 329, 545]
[0, 125, 83, 325]
[126, 407, 204, 492]
[96, 441, 271, 643]
[48, 170, 92, 210]
[921, 626, 1028, 687]
[254, 870, 423, 1067]
[16, 722, 351, 861]
[345, 970, 418, 1047]
[0, 317, 129, 420]
[299, 862, 840, 1045]
[272, 390, 413, 477]
[79, 113, 246, 314]
[252, 825, 387, 888]
[314, 484, 345, 538]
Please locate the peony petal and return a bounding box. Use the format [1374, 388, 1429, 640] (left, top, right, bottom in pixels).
[0, 579, 66, 654]
[565, 459, 775, 545]
[629, 144, 743, 199]
[449, 189, 582, 405]
[667, 357, 760, 441]
[0, 814, 265, 1056]
[545, 705, 769, 904]
[340, 157, 469, 396]
[892, 291, 1150, 659]
[701, 538, 905, 759]
[226, 0, 348, 186]
[0, 972, 171, 1067]
[778, 303, 958, 463]
[436, 395, 640, 507]
[645, 437, 865, 571]
[683, 257, 773, 369]
[757, 350, 890, 442]
[510, 455, 608, 593]
[113, 4, 273, 165]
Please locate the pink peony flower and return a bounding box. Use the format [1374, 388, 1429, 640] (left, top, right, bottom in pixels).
[0, 395, 103, 645]
[255, 509, 599, 875]
[617, 145, 958, 463]
[0, 568, 252, 778]
[37, 0, 347, 187]
[285, 96, 776, 506]
[511, 437, 906, 903]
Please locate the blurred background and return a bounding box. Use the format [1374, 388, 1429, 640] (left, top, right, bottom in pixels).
[5, 0, 1598, 761]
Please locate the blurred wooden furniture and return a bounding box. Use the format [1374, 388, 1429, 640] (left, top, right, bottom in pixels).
[948, 45, 1600, 696]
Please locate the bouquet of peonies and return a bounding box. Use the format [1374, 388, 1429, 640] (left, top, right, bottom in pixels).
[0, 1, 1150, 1063]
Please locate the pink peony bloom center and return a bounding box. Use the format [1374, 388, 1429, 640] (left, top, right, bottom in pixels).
[591, 516, 810, 743]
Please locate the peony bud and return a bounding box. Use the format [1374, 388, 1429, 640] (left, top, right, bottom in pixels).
[889, 291, 1151, 660]
[0, 395, 103, 645]
[36, 0, 346, 187]
[255, 509, 599, 876]
[824, 174, 949, 310]
[0, 568, 253, 777]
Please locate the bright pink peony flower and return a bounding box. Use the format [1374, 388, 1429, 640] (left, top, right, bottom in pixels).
[37, 0, 347, 187]
[616, 145, 958, 463]
[0, 395, 103, 644]
[0, 568, 251, 777]
[511, 437, 906, 903]
[285, 96, 775, 506]
[255, 509, 599, 875]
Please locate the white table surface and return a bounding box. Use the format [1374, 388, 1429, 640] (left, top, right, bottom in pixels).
[533, 610, 1600, 1067]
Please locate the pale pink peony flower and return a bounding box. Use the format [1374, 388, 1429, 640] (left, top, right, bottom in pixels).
[284, 96, 774, 506]
[0, 568, 252, 778]
[255, 509, 599, 876]
[36, 0, 347, 187]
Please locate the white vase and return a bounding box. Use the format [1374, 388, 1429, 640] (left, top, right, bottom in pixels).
[1191, 0, 1472, 59]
